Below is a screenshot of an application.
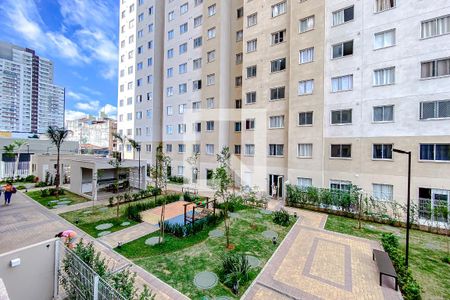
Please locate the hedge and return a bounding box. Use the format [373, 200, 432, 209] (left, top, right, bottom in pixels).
[125, 194, 181, 222]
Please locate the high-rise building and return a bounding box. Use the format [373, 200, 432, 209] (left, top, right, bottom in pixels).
[0, 41, 65, 134]
[118, 0, 450, 220]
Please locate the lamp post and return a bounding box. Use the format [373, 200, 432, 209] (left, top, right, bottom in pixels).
[392, 148, 412, 269]
[136, 144, 141, 190]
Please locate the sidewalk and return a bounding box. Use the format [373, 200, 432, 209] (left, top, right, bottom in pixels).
[98, 222, 159, 248]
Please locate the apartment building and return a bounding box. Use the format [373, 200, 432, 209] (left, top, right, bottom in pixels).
[118, 0, 450, 222]
[0, 41, 65, 134]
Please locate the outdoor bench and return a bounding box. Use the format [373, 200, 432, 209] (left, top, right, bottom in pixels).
[373, 249, 398, 291]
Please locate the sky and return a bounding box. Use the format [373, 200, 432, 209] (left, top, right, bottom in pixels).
[0, 0, 119, 121]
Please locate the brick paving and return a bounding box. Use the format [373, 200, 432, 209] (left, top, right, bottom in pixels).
[243, 206, 403, 300]
[0, 191, 188, 300]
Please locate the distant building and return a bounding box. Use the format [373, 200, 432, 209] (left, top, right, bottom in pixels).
[0, 41, 65, 134]
[66, 116, 117, 155]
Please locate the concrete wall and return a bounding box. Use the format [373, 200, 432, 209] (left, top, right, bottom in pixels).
[0, 239, 57, 300]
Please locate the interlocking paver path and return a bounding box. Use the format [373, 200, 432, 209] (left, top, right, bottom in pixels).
[243, 206, 403, 300]
[0, 191, 188, 300]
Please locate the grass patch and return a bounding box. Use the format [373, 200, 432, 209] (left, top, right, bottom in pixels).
[26, 189, 89, 208]
[116, 208, 294, 299]
[325, 214, 450, 300]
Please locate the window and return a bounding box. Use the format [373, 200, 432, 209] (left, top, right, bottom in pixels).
[234, 145, 241, 155]
[332, 75, 353, 92]
[374, 29, 396, 49]
[269, 116, 285, 128]
[193, 122, 201, 133]
[208, 4, 216, 16]
[146, 109, 152, 119]
[179, 83, 187, 94]
[193, 36, 202, 48]
[298, 79, 314, 95]
[148, 23, 154, 32]
[167, 49, 174, 59]
[421, 15, 450, 39]
[136, 111, 143, 120]
[236, 30, 243, 42]
[270, 86, 285, 100]
[192, 101, 201, 111]
[331, 144, 352, 158]
[269, 144, 284, 156]
[330, 180, 352, 191]
[178, 144, 186, 153]
[179, 63, 187, 74]
[206, 97, 215, 109]
[299, 16, 314, 33]
[373, 144, 393, 159]
[299, 112, 313, 125]
[207, 50, 216, 62]
[245, 144, 255, 156]
[421, 58, 450, 78]
[235, 99, 242, 109]
[272, 30, 286, 45]
[272, 2, 286, 17]
[194, 0, 203, 6]
[127, 113, 132, 121]
[420, 100, 450, 120]
[373, 105, 394, 122]
[297, 177, 312, 189]
[138, 13, 144, 22]
[235, 76, 242, 87]
[332, 41, 353, 58]
[168, 11, 175, 21]
[207, 73, 215, 86]
[420, 144, 450, 161]
[193, 144, 200, 154]
[180, 23, 188, 34]
[207, 27, 216, 39]
[373, 67, 395, 86]
[236, 53, 243, 64]
[177, 166, 184, 176]
[193, 58, 202, 70]
[194, 15, 203, 27]
[299, 47, 314, 64]
[235, 122, 242, 132]
[206, 121, 215, 131]
[373, 184, 393, 201]
[193, 80, 202, 91]
[179, 43, 187, 54]
[271, 58, 286, 72]
[237, 7, 244, 18]
[332, 6, 354, 26]
[331, 109, 352, 124]
[245, 118, 255, 130]
[418, 188, 449, 222]
[375, 0, 395, 13]
[166, 144, 172, 153]
[246, 92, 256, 104]
[206, 144, 214, 155]
[247, 13, 257, 27]
[137, 62, 143, 70]
[178, 104, 186, 114]
[145, 144, 152, 152]
[247, 39, 257, 52]
[247, 65, 257, 78]
[168, 30, 174, 40]
[180, 2, 188, 15]
[178, 124, 186, 134]
[167, 106, 173, 116]
[298, 144, 313, 158]
[127, 97, 133, 105]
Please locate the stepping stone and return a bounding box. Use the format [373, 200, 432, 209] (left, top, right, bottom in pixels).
[49, 200, 59, 203]
[120, 221, 131, 226]
[193, 271, 218, 290]
[58, 201, 71, 205]
[98, 207, 108, 212]
[425, 242, 440, 250]
[245, 255, 261, 268]
[208, 229, 224, 238]
[59, 198, 69, 201]
[254, 213, 263, 218]
[145, 237, 163, 246]
[260, 209, 272, 215]
[95, 223, 113, 230]
[97, 231, 111, 237]
[262, 230, 278, 240]
[53, 204, 68, 209]
[229, 212, 239, 219]
[215, 297, 232, 300]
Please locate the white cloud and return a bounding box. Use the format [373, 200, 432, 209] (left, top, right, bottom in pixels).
[65, 110, 87, 121]
[66, 91, 86, 100]
[80, 86, 102, 96]
[75, 100, 100, 111]
[100, 104, 117, 118]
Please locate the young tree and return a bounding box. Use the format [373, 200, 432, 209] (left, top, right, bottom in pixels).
[186, 151, 200, 189]
[46, 126, 70, 194]
[108, 156, 122, 194]
[112, 132, 126, 161]
[213, 147, 233, 248]
[128, 138, 142, 190]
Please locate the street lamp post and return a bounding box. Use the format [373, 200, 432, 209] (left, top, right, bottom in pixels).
[136, 144, 141, 190]
[392, 148, 412, 269]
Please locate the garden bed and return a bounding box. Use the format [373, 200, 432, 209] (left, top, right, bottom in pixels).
[325, 214, 450, 299]
[115, 208, 295, 299]
[25, 189, 89, 208]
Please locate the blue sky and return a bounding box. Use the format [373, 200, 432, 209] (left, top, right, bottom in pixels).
[0, 0, 119, 121]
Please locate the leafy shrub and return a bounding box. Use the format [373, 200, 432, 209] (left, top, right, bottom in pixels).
[40, 189, 50, 197]
[25, 175, 36, 182]
[273, 209, 291, 226]
[381, 233, 421, 300]
[168, 176, 188, 184]
[35, 181, 47, 188]
[162, 213, 222, 237]
[221, 253, 250, 294]
[16, 185, 26, 190]
[125, 194, 182, 222]
[216, 195, 247, 212]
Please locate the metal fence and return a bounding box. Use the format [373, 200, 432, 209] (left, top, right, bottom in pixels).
[57, 244, 126, 300]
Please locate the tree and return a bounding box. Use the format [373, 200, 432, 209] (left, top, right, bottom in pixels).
[186, 151, 200, 189]
[109, 156, 122, 194]
[113, 132, 126, 161]
[46, 126, 70, 194]
[128, 138, 142, 190]
[213, 147, 233, 248]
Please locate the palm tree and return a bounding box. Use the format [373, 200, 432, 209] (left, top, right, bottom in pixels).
[46, 126, 70, 193]
[127, 138, 142, 190]
[112, 133, 125, 161]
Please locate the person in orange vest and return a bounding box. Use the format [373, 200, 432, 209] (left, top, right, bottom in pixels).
[3, 182, 16, 206]
[55, 230, 78, 249]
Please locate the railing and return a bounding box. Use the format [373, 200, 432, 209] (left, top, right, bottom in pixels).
[58, 244, 126, 300]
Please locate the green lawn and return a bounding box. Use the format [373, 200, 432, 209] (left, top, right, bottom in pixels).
[116, 208, 295, 299]
[26, 189, 89, 208]
[325, 215, 450, 300]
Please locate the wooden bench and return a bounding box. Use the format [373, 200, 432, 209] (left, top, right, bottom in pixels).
[373, 249, 398, 291]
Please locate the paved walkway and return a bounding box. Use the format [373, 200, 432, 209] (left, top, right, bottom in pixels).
[0, 191, 188, 300]
[243, 206, 402, 300]
[98, 222, 159, 248]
